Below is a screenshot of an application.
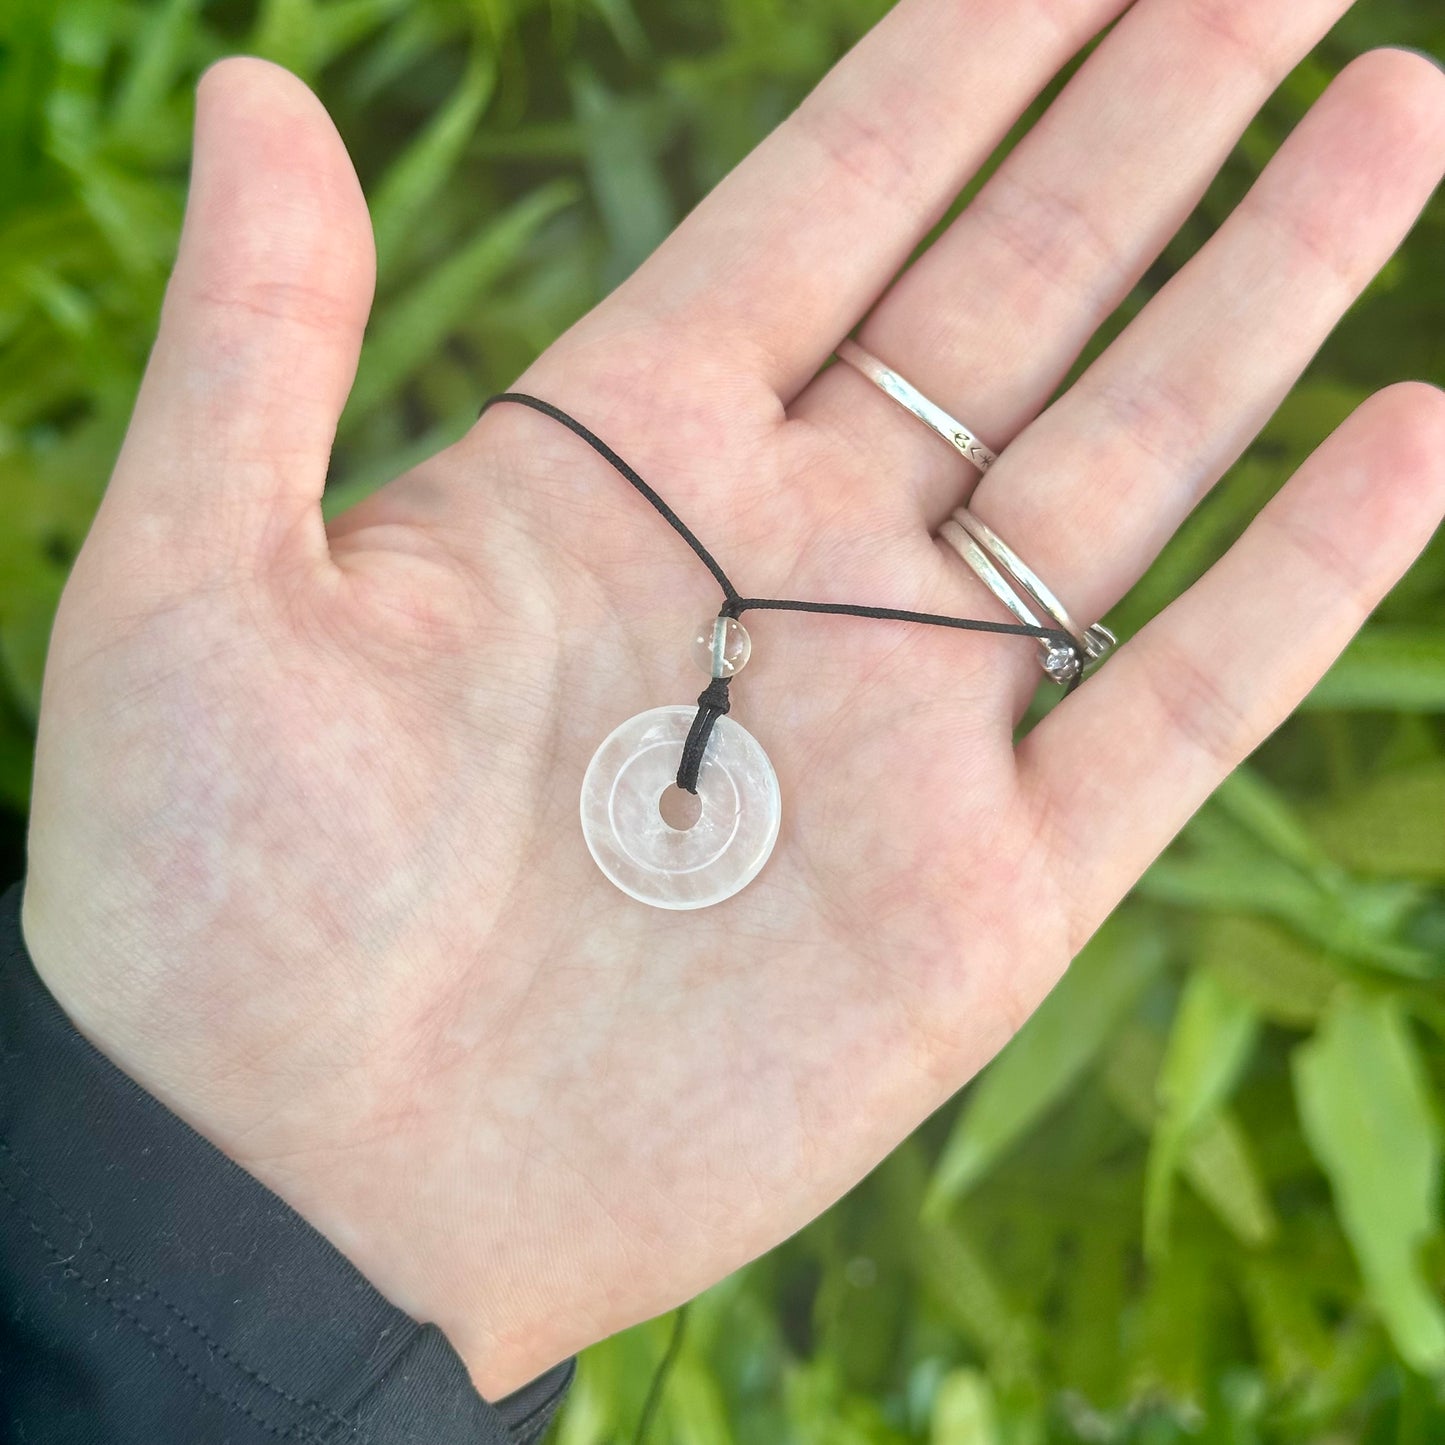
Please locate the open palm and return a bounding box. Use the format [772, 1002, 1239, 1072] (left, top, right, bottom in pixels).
[22, 0, 1445, 1399]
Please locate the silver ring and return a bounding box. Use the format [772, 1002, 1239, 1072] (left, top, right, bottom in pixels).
[836, 338, 998, 473]
[951, 509, 1116, 663]
[937, 517, 1082, 685]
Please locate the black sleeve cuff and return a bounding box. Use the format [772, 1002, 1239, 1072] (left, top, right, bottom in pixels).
[0, 881, 573, 1443]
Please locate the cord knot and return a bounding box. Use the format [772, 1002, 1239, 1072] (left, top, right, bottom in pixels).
[676, 674, 732, 793]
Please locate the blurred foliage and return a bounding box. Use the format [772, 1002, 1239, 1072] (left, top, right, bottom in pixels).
[2, 0, 1444, 1440]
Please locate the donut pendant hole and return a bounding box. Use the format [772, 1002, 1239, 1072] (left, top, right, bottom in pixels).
[658, 783, 703, 832]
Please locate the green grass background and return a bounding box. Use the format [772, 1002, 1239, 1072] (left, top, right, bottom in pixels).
[2, 0, 1443, 1440]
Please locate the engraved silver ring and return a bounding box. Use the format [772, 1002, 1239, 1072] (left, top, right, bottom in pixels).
[835, 338, 998, 473]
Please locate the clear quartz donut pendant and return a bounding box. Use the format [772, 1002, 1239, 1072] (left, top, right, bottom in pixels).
[580, 706, 781, 909]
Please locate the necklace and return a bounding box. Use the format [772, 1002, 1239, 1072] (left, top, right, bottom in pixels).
[479, 393, 1075, 910]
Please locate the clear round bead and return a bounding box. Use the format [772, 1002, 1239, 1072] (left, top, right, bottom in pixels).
[691, 616, 751, 678]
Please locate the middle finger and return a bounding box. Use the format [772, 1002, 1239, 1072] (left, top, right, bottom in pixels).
[790, 0, 1354, 521]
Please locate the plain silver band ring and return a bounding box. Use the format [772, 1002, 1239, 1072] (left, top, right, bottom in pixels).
[951, 509, 1117, 662]
[937, 517, 1041, 630]
[937, 518, 1080, 685]
[836, 338, 998, 473]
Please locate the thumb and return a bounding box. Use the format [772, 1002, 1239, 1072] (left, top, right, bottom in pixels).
[98, 57, 375, 581]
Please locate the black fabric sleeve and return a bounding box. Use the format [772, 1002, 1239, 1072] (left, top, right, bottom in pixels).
[0, 881, 573, 1444]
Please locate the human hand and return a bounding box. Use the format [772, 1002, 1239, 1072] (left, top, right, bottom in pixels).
[21, 0, 1445, 1398]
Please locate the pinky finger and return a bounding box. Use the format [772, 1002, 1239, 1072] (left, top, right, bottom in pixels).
[1018, 382, 1445, 948]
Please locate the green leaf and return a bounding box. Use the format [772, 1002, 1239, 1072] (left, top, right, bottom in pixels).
[0, 704, 35, 810]
[1196, 915, 1341, 1027]
[924, 917, 1166, 1213]
[658, 1334, 734, 1445]
[1104, 1022, 1276, 1249]
[369, 49, 495, 278]
[1261, 378, 1367, 459]
[912, 1221, 1037, 1387]
[324, 413, 465, 518]
[569, 64, 674, 280]
[1239, 1259, 1335, 1387]
[1055, 1218, 1132, 1406]
[1142, 842, 1436, 979]
[109, 0, 201, 144]
[1138, 1239, 1215, 1412]
[339, 178, 578, 433]
[1178, 1112, 1278, 1249]
[930, 1368, 1001, 1445]
[1210, 766, 1333, 875]
[1314, 762, 1445, 880]
[587, 0, 651, 62]
[813, 1145, 921, 1395]
[0, 569, 62, 718]
[1145, 968, 1261, 1257]
[1303, 627, 1445, 713]
[250, 0, 409, 77]
[1293, 989, 1445, 1373]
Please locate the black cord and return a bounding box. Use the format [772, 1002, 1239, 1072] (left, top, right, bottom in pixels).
[481, 391, 743, 608]
[479, 391, 1076, 791]
[631, 1304, 688, 1445]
